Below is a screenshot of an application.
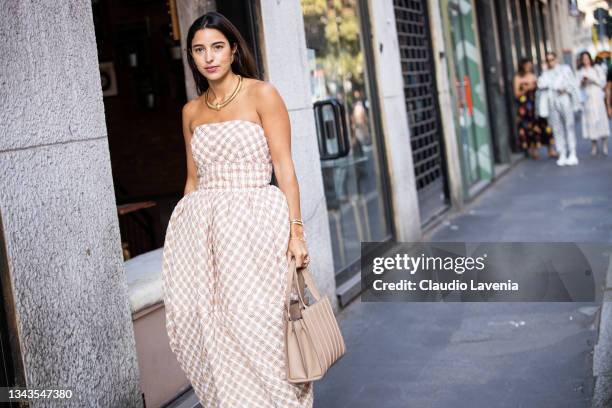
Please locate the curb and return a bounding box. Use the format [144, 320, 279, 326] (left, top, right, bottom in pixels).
[592, 255, 612, 407]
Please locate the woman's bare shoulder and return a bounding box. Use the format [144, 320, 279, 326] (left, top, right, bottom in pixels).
[182, 98, 204, 125]
[245, 78, 280, 99]
[243, 79, 284, 118]
[183, 98, 200, 117]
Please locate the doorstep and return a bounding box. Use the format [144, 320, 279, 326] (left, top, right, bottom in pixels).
[162, 387, 200, 408]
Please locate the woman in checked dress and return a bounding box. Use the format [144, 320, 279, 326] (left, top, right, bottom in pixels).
[161, 12, 313, 407]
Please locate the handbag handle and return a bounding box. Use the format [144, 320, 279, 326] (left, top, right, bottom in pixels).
[284, 258, 322, 317]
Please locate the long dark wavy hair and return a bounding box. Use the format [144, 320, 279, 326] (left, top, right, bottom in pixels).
[185, 12, 258, 96]
[517, 57, 532, 76]
[577, 51, 593, 69]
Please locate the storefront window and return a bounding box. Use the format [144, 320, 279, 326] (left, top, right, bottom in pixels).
[301, 0, 392, 277]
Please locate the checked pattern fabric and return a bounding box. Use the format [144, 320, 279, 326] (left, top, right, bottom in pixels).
[161, 120, 313, 407]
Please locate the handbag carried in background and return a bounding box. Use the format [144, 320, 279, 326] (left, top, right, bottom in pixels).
[535, 88, 549, 118]
[284, 258, 346, 383]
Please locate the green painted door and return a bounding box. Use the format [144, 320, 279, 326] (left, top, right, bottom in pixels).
[442, 0, 494, 195]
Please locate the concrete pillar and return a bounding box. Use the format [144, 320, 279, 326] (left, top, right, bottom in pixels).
[549, 0, 576, 64]
[369, 0, 423, 240]
[258, 0, 338, 311]
[0, 1, 142, 406]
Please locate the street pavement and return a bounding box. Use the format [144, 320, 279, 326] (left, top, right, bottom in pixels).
[315, 136, 612, 408]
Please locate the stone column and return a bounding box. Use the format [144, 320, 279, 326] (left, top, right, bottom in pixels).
[0, 1, 142, 406]
[369, 0, 428, 237]
[258, 0, 338, 312]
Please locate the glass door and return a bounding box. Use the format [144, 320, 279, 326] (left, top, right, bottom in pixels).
[444, 0, 493, 193]
[301, 0, 393, 281]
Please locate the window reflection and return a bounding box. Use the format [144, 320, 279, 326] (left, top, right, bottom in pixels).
[301, 0, 391, 274]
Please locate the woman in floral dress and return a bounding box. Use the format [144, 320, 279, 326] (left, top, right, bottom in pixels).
[513, 58, 556, 160]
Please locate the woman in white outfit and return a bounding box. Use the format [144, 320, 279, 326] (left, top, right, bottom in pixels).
[576, 51, 609, 156]
[537, 51, 582, 166]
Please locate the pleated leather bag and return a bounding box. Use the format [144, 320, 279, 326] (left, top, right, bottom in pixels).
[284, 258, 346, 383]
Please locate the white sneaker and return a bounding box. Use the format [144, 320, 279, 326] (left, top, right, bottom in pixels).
[566, 152, 579, 166]
[556, 154, 568, 166]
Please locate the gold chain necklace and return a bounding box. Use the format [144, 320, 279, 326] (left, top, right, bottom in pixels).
[206, 75, 242, 111]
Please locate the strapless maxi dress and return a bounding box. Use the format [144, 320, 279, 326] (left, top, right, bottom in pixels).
[161, 120, 314, 407]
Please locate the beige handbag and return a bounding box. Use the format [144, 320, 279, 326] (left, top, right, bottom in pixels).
[284, 258, 346, 383]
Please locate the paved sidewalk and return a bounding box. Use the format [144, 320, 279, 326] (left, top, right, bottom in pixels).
[315, 139, 612, 408]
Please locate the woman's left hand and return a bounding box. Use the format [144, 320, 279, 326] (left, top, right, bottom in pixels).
[287, 237, 310, 268]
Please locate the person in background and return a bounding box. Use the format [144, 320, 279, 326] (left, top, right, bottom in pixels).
[577, 51, 609, 156]
[513, 58, 556, 160]
[537, 51, 582, 166]
[605, 60, 612, 143]
[594, 55, 608, 78]
[350, 89, 375, 193]
[351, 90, 370, 146]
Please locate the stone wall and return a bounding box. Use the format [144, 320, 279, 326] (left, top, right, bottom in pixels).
[0, 1, 142, 406]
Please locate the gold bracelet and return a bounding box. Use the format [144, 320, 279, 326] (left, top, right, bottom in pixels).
[290, 236, 306, 241]
[289, 219, 303, 226]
